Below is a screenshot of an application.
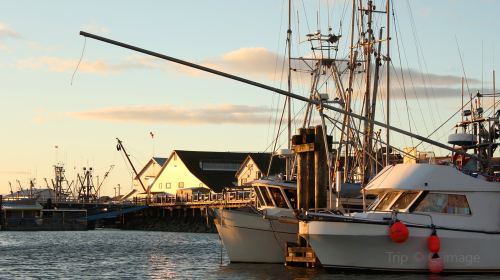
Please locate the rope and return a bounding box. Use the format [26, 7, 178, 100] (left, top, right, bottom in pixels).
[71, 37, 86, 85]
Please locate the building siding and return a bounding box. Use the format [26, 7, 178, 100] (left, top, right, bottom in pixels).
[150, 152, 208, 195]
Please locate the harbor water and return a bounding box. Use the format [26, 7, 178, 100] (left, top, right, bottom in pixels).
[0, 230, 498, 279]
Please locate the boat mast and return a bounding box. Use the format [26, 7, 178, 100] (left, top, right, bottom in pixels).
[286, 0, 293, 180]
[336, 0, 357, 184]
[361, 0, 374, 187]
[385, 0, 391, 167]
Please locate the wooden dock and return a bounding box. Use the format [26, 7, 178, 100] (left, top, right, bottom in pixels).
[285, 242, 319, 268]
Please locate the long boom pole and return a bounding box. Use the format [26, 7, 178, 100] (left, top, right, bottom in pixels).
[79, 31, 479, 161]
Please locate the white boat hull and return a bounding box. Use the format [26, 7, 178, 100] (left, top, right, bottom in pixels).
[214, 208, 298, 263]
[302, 220, 500, 272]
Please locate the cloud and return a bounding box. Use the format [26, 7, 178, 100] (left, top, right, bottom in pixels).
[379, 69, 482, 99]
[176, 47, 286, 80]
[68, 103, 274, 125]
[17, 56, 112, 73]
[0, 22, 20, 39]
[27, 41, 61, 52]
[16, 55, 162, 74]
[177, 48, 480, 101]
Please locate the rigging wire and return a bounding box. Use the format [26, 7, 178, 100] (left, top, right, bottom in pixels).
[71, 37, 86, 85]
[393, 7, 431, 139]
[392, 14, 415, 148]
[455, 36, 473, 100]
[265, 0, 288, 151]
[405, 0, 443, 126]
[413, 97, 474, 150]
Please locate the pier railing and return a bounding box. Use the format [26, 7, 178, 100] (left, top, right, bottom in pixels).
[1, 190, 255, 209]
[145, 190, 254, 208]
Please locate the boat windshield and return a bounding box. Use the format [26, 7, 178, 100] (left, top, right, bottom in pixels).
[373, 191, 400, 211]
[257, 186, 274, 207]
[283, 188, 296, 209]
[268, 187, 289, 209]
[390, 191, 420, 211]
[254, 186, 266, 207]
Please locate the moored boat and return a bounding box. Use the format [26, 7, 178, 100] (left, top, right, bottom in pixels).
[213, 179, 298, 263]
[301, 163, 500, 271]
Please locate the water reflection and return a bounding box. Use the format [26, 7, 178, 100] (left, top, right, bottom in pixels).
[0, 230, 499, 279]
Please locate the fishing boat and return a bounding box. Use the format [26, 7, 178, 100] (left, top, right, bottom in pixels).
[301, 162, 500, 272]
[213, 179, 298, 263]
[300, 76, 500, 271]
[213, 177, 365, 263]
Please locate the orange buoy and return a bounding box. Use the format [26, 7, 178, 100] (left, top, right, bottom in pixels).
[428, 253, 444, 273]
[427, 230, 441, 253]
[389, 221, 409, 243]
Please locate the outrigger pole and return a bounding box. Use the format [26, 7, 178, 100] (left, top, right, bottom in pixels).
[79, 31, 479, 162]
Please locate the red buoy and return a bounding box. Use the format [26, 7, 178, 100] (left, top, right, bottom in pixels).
[389, 221, 409, 243]
[428, 253, 444, 273]
[427, 230, 441, 253]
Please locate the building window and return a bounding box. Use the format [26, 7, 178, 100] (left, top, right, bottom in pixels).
[174, 153, 177, 161]
[241, 178, 247, 184]
[199, 160, 240, 171]
[165, 183, 171, 189]
[199, 183, 204, 187]
[159, 183, 163, 189]
[178, 182, 184, 188]
[256, 171, 262, 178]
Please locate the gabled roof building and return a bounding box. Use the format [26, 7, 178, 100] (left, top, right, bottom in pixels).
[133, 157, 167, 192]
[235, 153, 286, 185]
[150, 150, 264, 194]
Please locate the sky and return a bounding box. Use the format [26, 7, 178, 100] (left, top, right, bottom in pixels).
[1, 0, 499, 196]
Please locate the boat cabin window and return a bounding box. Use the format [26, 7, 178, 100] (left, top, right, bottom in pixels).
[268, 187, 288, 209]
[258, 186, 274, 207]
[413, 193, 471, 215]
[283, 188, 296, 209]
[254, 186, 266, 207]
[390, 191, 420, 211]
[373, 191, 400, 211]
